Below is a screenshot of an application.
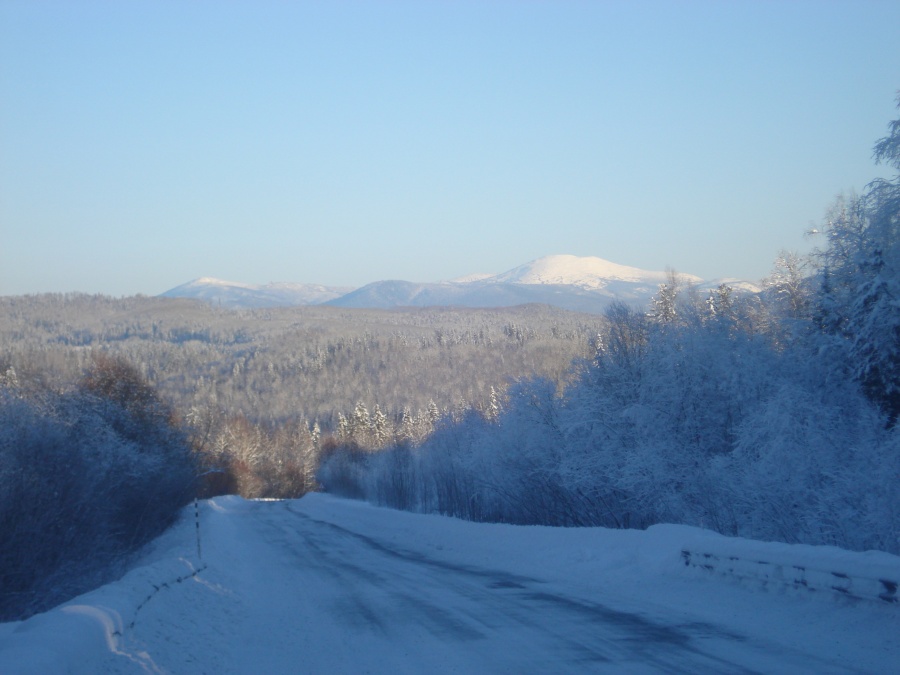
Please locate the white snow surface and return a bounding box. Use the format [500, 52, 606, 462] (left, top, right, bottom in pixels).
[486, 254, 703, 290]
[2, 494, 897, 674]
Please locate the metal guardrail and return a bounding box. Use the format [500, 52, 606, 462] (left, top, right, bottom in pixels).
[681, 549, 898, 604]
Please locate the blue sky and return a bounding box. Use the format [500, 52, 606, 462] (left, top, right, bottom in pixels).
[2, 1, 899, 296]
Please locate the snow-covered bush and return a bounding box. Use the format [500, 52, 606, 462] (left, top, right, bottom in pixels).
[0, 356, 197, 621]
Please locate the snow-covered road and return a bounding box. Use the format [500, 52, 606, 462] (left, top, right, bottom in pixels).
[2, 495, 898, 673]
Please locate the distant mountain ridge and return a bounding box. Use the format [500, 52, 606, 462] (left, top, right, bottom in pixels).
[161, 255, 758, 313]
[160, 278, 354, 309]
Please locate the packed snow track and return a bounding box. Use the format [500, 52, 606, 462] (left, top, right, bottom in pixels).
[1, 495, 897, 674]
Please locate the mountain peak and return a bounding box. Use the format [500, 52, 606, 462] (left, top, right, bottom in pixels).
[486, 254, 701, 290]
[187, 277, 254, 289]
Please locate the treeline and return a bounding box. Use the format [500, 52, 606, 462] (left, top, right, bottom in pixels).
[319, 99, 900, 555]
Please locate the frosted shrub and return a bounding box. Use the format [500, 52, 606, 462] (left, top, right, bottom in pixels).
[0, 356, 197, 621]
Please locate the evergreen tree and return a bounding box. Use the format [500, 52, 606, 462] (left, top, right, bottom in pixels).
[705, 283, 734, 320]
[486, 386, 503, 422]
[426, 400, 441, 426]
[351, 401, 371, 446]
[399, 407, 415, 443]
[649, 282, 678, 324]
[371, 404, 390, 447]
[336, 412, 350, 442]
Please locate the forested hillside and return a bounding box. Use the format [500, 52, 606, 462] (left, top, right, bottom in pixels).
[0, 298, 602, 424]
[0, 299, 603, 495]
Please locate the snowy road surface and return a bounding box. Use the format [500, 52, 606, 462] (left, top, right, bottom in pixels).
[1, 494, 898, 673]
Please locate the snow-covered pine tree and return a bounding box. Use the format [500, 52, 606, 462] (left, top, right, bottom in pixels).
[649, 283, 677, 324]
[399, 407, 415, 443]
[350, 401, 370, 446]
[486, 385, 502, 421]
[371, 404, 390, 447]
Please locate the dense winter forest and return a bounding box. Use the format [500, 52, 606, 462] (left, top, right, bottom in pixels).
[2, 99, 899, 621]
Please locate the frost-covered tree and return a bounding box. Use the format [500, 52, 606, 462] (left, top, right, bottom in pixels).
[486, 386, 503, 421]
[763, 250, 810, 321]
[811, 193, 871, 335]
[811, 96, 900, 419]
[705, 283, 734, 321]
[426, 400, 441, 426]
[847, 248, 900, 419]
[370, 404, 390, 447]
[398, 407, 415, 443]
[350, 401, 371, 446]
[869, 95, 900, 247]
[649, 270, 681, 324]
[336, 412, 350, 442]
[0, 366, 18, 388]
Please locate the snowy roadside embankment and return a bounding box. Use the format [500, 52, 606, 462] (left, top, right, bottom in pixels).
[1, 494, 898, 674]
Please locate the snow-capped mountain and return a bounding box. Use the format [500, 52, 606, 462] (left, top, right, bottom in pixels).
[161, 256, 758, 312]
[325, 255, 720, 312]
[160, 278, 354, 309]
[485, 254, 702, 289]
